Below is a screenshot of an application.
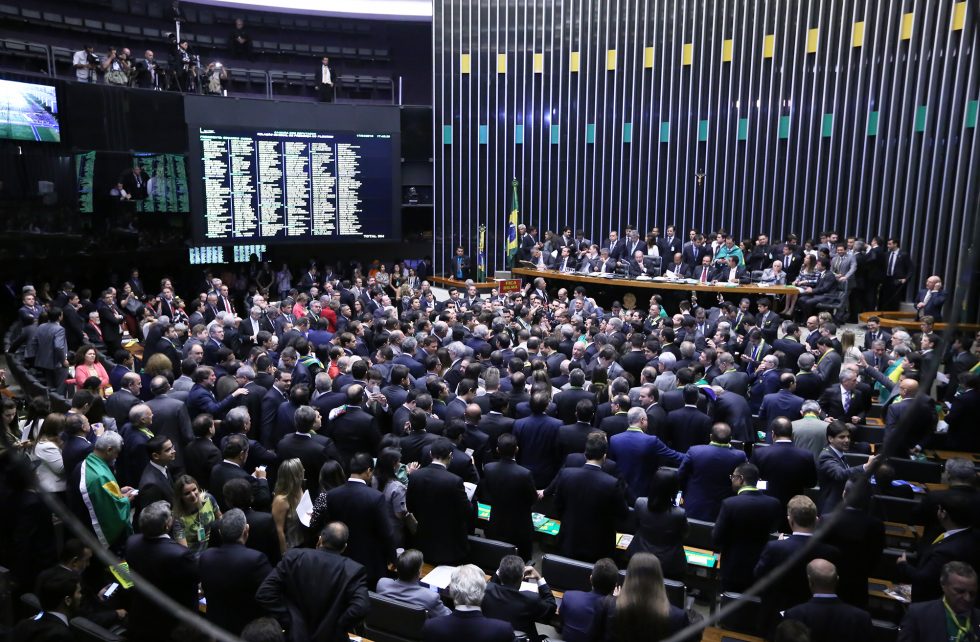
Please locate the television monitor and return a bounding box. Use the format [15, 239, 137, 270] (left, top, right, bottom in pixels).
[77, 151, 189, 213]
[188, 246, 225, 265]
[0, 79, 60, 143]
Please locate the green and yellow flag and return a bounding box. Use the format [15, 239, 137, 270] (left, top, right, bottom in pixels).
[507, 178, 519, 267]
[477, 224, 487, 281]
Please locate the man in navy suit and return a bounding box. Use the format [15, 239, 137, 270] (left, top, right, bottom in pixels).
[751, 418, 817, 512]
[663, 385, 713, 453]
[406, 438, 474, 566]
[422, 564, 514, 642]
[553, 432, 630, 562]
[913, 275, 946, 321]
[898, 561, 980, 642]
[759, 373, 806, 426]
[557, 558, 619, 642]
[754, 496, 841, 634]
[782, 559, 873, 642]
[322, 453, 396, 587]
[186, 366, 248, 421]
[513, 391, 563, 487]
[713, 462, 783, 592]
[679, 422, 748, 521]
[477, 434, 538, 559]
[748, 355, 783, 414]
[816, 421, 877, 514]
[796, 258, 839, 318]
[199, 509, 273, 635]
[819, 368, 870, 424]
[710, 386, 755, 444]
[609, 407, 685, 501]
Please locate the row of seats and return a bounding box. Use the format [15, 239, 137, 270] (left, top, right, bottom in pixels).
[0, 4, 391, 63]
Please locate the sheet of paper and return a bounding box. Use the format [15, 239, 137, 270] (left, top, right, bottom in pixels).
[296, 490, 313, 527]
[463, 481, 477, 501]
[519, 581, 539, 593]
[421, 565, 457, 589]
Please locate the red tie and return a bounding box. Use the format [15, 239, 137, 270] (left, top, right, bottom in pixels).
[224, 297, 232, 313]
[701, 266, 708, 282]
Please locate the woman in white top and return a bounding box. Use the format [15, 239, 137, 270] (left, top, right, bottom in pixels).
[33, 413, 67, 495]
[840, 330, 864, 365]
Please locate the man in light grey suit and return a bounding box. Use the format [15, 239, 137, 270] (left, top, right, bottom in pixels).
[375, 549, 451, 618]
[30, 306, 69, 393]
[146, 376, 194, 470]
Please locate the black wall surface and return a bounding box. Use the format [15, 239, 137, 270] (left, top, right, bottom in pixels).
[434, 0, 980, 316]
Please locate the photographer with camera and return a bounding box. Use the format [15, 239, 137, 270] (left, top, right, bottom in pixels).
[134, 50, 161, 90]
[72, 44, 99, 83]
[173, 39, 199, 92]
[203, 62, 229, 96]
[103, 46, 132, 87]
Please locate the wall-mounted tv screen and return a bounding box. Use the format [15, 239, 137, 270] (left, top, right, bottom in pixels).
[0, 79, 60, 143]
[77, 151, 189, 213]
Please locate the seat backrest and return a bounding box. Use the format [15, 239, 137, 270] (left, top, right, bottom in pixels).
[362, 592, 427, 642]
[664, 578, 687, 609]
[870, 496, 919, 525]
[70, 617, 122, 642]
[718, 591, 762, 636]
[871, 547, 906, 583]
[685, 518, 715, 550]
[467, 535, 518, 574]
[871, 618, 899, 642]
[540, 554, 594, 593]
[887, 457, 942, 484]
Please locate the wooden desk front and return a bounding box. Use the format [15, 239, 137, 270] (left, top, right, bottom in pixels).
[512, 267, 798, 296]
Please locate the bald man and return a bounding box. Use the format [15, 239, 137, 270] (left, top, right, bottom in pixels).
[914, 275, 946, 322]
[782, 559, 873, 642]
[884, 378, 919, 432]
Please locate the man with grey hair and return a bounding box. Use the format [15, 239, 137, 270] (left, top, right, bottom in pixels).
[257, 522, 370, 641]
[610, 406, 684, 500]
[898, 561, 979, 641]
[204, 321, 227, 366]
[70, 430, 134, 550]
[146, 374, 193, 469]
[421, 564, 515, 641]
[654, 353, 678, 392]
[819, 367, 868, 424]
[913, 458, 980, 543]
[119, 404, 155, 487]
[394, 335, 426, 378]
[713, 352, 750, 396]
[200, 508, 273, 635]
[792, 400, 828, 460]
[105, 371, 142, 425]
[126, 500, 199, 641]
[222, 405, 278, 472]
[794, 352, 824, 400]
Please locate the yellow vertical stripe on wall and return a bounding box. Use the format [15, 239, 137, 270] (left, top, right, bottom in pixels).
[497, 53, 507, 73]
[460, 53, 471, 74]
[569, 51, 580, 72]
[763, 34, 776, 58]
[722, 39, 734, 62]
[533, 53, 544, 73]
[806, 28, 819, 53]
[606, 49, 617, 70]
[682, 43, 694, 66]
[643, 47, 654, 68]
[852, 21, 865, 47]
[952, 2, 967, 30]
[901, 12, 914, 40]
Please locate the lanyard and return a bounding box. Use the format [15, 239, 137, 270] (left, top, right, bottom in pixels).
[944, 598, 973, 641]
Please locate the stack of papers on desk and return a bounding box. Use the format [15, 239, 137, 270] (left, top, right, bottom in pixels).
[421, 565, 456, 589]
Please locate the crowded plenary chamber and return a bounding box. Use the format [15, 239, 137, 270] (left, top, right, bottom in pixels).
[2, 0, 980, 641]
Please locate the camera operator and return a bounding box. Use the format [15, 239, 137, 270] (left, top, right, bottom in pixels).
[203, 62, 229, 96]
[102, 46, 131, 87]
[134, 50, 161, 90]
[173, 39, 199, 92]
[73, 44, 99, 83]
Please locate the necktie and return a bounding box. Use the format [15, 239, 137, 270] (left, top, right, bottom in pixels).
[923, 291, 932, 305]
[888, 251, 897, 276]
[700, 266, 708, 282]
[843, 389, 850, 413]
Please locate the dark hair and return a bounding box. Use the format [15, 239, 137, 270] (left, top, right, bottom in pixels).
[318, 460, 346, 494]
[395, 549, 425, 581]
[429, 437, 454, 460]
[240, 617, 286, 642]
[647, 468, 680, 511]
[584, 431, 608, 460]
[374, 447, 402, 493]
[146, 434, 171, 459]
[35, 567, 79, 611]
[497, 433, 518, 458]
[348, 452, 374, 475]
[591, 558, 619, 595]
[223, 478, 254, 510]
[734, 462, 760, 486]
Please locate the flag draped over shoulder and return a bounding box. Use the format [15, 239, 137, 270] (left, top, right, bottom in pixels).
[79, 453, 132, 547]
[507, 179, 519, 267]
[477, 224, 487, 281]
[876, 357, 905, 398]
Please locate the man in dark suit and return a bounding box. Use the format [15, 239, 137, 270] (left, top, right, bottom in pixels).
[406, 438, 474, 566]
[751, 418, 817, 512]
[816, 421, 877, 514]
[558, 399, 598, 459]
[626, 250, 659, 278]
[754, 496, 841, 634]
[819, 369, 870, 424]
[184, 414, 221, 491]
[145, 376, 193, 470]
[880, 237, 913, 310]
[478, 392, 516, 457]
[896, 491, 980, 603]
[9, 566, 80, 642]
[710, 386, 755, 444]
[820, 477, 885, 608]
[210, 434, 272, 511]
[323, 453, 396, 587]
[664, 385, 714, 453]
[276, 405, 342, 495]
[186, 365, 248, 421]
[713, 256, 747, 284]
[679, 422, 748, 521]
[913, 275, 947, 321]
[783, 559, 873, 642]
[105, 372, 142, 426]
[712, 353, 750, 396]
[513, 391, 563, 487]
[256, 522, 370, 642]
[259, 369, 291, 447]
[422, 564, 515, 642]
[862, 316, 892, 350]
[759, 373, 806, 425]
[553, 432, 630, 562]
[796, 258, 839, 318]
[222, 478, 281, 565]
[126, 501, 200, 642]
[325, 385, 382, 470]
[713, 462, 783, 592]
[136, 435, 176, 522]
[897, 561, 980, 642]
[477, 434, 538, 559]
[553, 370, 596, 424]
[199, 508, 273, 635]
[482, 555, 557, 642]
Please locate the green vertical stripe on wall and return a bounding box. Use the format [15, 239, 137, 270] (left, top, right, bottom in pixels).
[478, 125, 488, 144]
[867, 111, 880, 136]
[778, 115, 791, 139]
[822, 114, 834, 137]
[586, 123, 596, 144]
[442, 125, 453, 145]
[967, 101, 979, 128]
[551, 124, 560, 144]
[914, 105, 927, 132]
[659, 122, 670, 143]
[698, 120, 709, 142]
[736, 118, 748, 140]
[623, 123, 632, 143]
[515, 124, 524, 144]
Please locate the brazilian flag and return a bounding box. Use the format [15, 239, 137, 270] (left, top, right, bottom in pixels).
[507, 178, 519, 267]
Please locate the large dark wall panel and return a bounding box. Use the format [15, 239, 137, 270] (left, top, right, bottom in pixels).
[434, 0, 979, 315]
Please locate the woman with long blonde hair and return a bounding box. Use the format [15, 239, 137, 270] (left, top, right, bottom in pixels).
[272, 458, 306, 553]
